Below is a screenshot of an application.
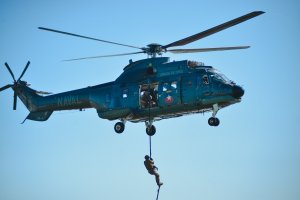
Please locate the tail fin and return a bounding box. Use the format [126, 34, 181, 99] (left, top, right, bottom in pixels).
[22, 110, 53, 123]
[14, 81, 43, 112]
[16, 83, 54, 123]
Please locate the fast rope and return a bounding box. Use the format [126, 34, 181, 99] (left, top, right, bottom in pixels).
[146, 82, 161, 200]
[156, 185, 161, 200]
[147, 81, 152, 159]
[149, 135, 152, 159]
[149, 134, 162, 200]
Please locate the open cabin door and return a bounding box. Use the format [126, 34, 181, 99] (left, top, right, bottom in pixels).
[139, 83, 159, 108]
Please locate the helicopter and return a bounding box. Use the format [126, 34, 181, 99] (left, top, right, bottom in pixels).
[0, 11, 264, 136]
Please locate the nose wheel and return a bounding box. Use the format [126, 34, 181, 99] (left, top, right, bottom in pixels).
[208, 104, 220, 127]
[114, 121, 125, 133]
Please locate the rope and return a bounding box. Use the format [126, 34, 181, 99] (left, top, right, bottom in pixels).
[156, 186, 161, 200]
[145, 84, 161, 200]
[149, 136, 152, 158]
[147, 81, 152, 159]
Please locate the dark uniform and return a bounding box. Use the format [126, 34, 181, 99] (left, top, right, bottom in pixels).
[144, 155, 163, 186]
[141, 91, 150, 108]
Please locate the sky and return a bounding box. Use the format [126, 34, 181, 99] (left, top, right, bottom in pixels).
[0, 0, 300, 200]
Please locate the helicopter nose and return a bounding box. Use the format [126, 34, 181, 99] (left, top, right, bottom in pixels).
[232, 85, 244, 99]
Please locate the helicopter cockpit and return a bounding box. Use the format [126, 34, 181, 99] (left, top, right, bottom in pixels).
[207, 68, 231, 84]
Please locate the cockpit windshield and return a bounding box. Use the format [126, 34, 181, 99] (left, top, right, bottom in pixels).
[208, 69, 231, 83]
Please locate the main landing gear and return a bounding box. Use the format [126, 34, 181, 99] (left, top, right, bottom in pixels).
[145, 121, 156, 136]
[114, 121, 125, 134]
[208, 104, 220, 127]
[113, 120, 156, 136]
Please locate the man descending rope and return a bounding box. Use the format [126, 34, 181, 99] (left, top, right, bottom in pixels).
[144, 155, 163, 187]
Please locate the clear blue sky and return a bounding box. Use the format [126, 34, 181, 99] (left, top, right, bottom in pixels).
[1, 1, 299, 200]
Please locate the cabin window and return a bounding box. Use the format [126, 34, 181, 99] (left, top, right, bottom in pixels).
[171, 82, 177, 89]
[122, 89, 128, 98]
[203, 75, 209, 84]
[163, 83, 168, 92]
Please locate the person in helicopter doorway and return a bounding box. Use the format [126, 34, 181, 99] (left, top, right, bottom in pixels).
[144, 155, 163, 187]
[141, 90, 157, 108]
[141, 91, 151, 108]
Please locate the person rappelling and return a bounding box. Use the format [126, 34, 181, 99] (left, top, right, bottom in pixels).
[144, 155, 163, 187]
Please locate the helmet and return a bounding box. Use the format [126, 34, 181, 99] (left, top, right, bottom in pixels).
[145, 155, 150, 160]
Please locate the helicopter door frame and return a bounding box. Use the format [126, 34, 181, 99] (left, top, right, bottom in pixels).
[181, 75, 197, 104]
[139, 83, 159, 109]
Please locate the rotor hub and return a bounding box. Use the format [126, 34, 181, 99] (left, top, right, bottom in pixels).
[144, 43, 165, 57]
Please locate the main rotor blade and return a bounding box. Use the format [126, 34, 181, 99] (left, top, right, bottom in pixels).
[17, 61, 30, 82]
[163, 11, 264, 49]
[0, 84, 12, 92]
[38, 27, 142, 50]
[13, 92, 17, 110]
[4, 63, 16, 82]
[168, 46, 250, 54]
[63, 51, 144, 61]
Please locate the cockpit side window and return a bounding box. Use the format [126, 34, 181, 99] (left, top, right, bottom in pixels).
[211, 74, 222, 82]
[202, 75, 209, 84]
[208, 69, 231, 83]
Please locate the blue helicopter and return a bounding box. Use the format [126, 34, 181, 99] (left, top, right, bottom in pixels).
[0, 11, 264, 136]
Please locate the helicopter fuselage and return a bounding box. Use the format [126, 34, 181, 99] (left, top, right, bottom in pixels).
[14, 57, 244, 129]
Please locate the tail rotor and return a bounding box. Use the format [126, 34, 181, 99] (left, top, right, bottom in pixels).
[17, 61, 30, 82]
[0, 84, 13, 92]
[0, 61, 31, 110]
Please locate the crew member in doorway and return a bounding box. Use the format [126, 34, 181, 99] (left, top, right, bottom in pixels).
[144, 155, 163, 186]
[141, 91, 150, 108]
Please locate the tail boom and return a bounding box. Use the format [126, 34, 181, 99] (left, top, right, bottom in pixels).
[15, 85, 93, 122]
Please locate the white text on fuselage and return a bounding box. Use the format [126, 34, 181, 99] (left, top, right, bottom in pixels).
[159, 70, 184, 77]
[57, 95, 80, 107]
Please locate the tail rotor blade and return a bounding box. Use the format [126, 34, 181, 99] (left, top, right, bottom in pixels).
[0, 84, 13, 92]
[4, 63, 17, 82]
[13, 92, 17, 110]
[18, 61, 30, 81]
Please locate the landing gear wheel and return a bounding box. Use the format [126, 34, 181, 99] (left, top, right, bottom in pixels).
[214, 118, 220, 126]
[208, 117, 220, 126]
[208, 117, 214, 126]
[114, 122, 125, 134]
[146, 125, 156, 136]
